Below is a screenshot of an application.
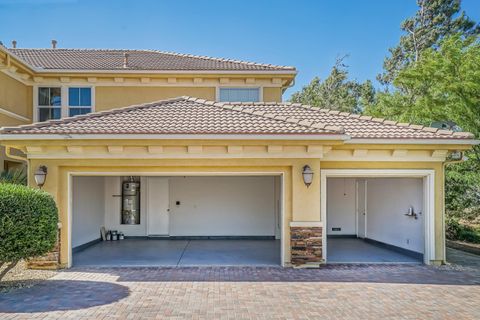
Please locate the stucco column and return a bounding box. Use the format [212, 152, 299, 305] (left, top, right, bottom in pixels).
[290, 159, 323, 266]
[291, 159, 321, 221]
[27, 160, 62, 269]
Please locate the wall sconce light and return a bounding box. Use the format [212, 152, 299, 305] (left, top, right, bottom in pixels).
[302, 165, 314, 187]
[34, 165, 48, 188]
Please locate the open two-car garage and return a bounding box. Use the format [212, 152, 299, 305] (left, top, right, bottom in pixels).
[71, 175, 282, 267]
[322, 169, 435, 264]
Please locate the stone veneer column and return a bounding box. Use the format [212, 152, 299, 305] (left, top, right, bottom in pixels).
[290, 222, 323, 266]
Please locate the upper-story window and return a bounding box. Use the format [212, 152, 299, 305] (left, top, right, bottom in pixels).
[38, 87, 61, 122]
[219, 88, 260, 102]
[68, 87, 92, 116]
[36, 86, 94, 122]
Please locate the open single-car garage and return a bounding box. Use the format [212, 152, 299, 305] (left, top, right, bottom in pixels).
[322, 169, 435, 264]
[71, 175, 282, 267]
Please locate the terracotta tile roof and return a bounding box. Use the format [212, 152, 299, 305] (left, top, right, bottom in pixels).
[228, 102, 475, 140]
[0, 97, 339, 135]
[0, 97, 475, 140]
[8, 48, 296, 72]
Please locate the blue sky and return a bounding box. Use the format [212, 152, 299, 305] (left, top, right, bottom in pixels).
[0, 0, 479, 98]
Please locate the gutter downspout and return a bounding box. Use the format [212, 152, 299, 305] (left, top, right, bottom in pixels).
[442, 151, 465, 264]
[282, 77, 295, 95]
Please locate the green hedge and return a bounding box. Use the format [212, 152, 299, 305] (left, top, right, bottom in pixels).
[0, 183, 58, 262]
[446, 216, 480, 244]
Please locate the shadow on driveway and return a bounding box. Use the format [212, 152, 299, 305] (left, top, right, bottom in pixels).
[0, 280, 129, 313]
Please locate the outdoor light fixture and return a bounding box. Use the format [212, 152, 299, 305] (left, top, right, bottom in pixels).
[302, 165, 314, 187]
[34, 165, 48, 188]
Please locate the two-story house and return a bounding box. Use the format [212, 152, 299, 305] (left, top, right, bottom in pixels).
[0, 42, 296, 169]
[0, 42, 477, 269]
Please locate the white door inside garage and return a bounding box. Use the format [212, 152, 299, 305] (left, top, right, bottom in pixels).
[166, 176, 279, 237]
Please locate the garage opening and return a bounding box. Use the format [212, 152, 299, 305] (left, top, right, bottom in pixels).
[71, 175, 282, 267]
[326, 177, 425, 263]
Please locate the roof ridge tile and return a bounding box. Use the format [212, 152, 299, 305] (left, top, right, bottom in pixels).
[285, 117, 300, 124]
[437, 129, 454, 135]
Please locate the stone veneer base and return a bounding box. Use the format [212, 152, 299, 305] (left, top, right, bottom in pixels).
[290, 226, 323, 266]
[27, 231, 61, 270]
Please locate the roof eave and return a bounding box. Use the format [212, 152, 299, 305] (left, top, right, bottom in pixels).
[346, 138, 480, 145]
[0, 133, 349, 141]
[31, 68, 298, 75]
[1, 46, 297, 75]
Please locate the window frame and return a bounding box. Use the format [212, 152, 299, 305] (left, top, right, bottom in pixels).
[67, 87, 94, 117]
[217, 87, 262, 103]
[34, 86, 95, 122]
[36, 86, 62, 122]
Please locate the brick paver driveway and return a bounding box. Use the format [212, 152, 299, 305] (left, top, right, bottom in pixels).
[1, 263, 479, 319]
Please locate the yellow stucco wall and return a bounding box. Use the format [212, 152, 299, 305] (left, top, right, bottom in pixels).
[263, 87, 283, 102]
[95, 86, 283, 111]
[95, 86, 216, 111]
[25, 151, 449, 267]
[0, 74, 285, 126]
[0, 72, 33, 125]
[0, 113, 27, 127]
[27, 157, 305, 267]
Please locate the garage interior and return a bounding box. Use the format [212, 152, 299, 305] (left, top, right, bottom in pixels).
[71, 175, 282, 267]
[326, 177, 424, 263]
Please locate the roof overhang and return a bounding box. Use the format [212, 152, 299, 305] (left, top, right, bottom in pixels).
[346, 138, 480, 145]
[0, 133, 350, 141]
[32, 69, 298, 75]
[0, 46, 297, 76]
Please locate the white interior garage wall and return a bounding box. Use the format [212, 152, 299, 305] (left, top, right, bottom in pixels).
[72, 176, 105, 248]
[366, 178, 424, 253]
[78, 175, 278, 238]
[327, 178, 356, 235]
[326, 177, 424, 253]
[169, 176, 276, 236]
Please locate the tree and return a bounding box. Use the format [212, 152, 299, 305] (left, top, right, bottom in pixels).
[367, 34, 480, 139]
[366, 34, 480, 220]
[290, 57, 375, 113]
[378, 0, 479, 86]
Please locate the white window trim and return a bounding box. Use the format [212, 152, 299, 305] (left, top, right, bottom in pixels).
[216, 86, 263, 102]
[34, 85, 95, 122]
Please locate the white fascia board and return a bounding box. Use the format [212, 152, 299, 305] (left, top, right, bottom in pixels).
[33, 68, 298, 75]
[346, 138, 480, 145]
[0, 133, 350, 141]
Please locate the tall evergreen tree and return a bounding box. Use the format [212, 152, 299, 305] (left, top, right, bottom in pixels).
[290, 57, 375, 113]
[378, 0, 479, 86]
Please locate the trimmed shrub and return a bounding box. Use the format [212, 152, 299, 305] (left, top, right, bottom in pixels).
[0, 183, 58, 262]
